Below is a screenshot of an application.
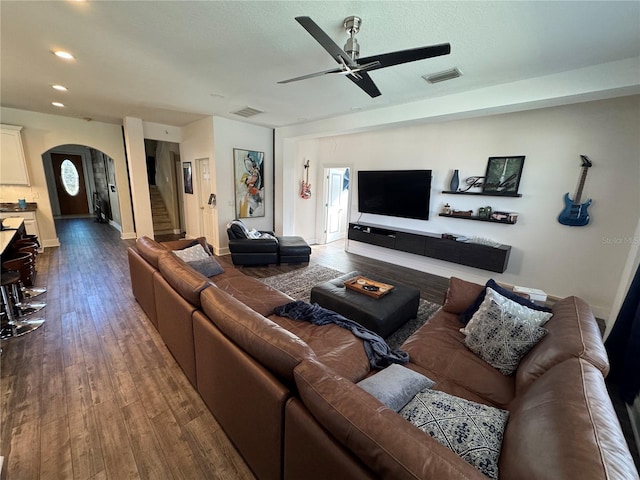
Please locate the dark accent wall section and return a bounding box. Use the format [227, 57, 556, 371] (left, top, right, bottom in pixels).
[90, 148, 112, 220]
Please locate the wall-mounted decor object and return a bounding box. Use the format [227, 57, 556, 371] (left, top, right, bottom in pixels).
[558, 155, 592, 227]
[234, 148, 265, 218]
[183, 162, 193, 194]
[449, 169, 459, 192]
[300, 159, 312, 199]
[482, 156, 525, 195]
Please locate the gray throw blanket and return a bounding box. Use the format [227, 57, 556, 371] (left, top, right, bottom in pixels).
[274, 300, 409, 369]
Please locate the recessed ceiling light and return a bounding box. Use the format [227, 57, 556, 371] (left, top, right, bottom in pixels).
[53, 50, 75, 60]
[52, 102, 65, 107]
[52, 84, 68, 91]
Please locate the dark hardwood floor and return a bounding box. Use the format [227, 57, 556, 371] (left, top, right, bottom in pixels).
[2, 218, 637, 478]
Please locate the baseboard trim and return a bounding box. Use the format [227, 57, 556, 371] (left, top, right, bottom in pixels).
[42, 238, 60, 248]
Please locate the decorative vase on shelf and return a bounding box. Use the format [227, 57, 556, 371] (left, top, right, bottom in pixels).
[449, 169, 460, 192]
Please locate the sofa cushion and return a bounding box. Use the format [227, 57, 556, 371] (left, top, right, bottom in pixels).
[135, 236, 169, 269]
[400, 388, 509, 480]
[515, 296, 610, 392]
[212, 273, 293, 317]
[158, 253, 211, 307]
[501, 358, 637, 480]
[268, 313, 371, 383]
[356, 364, 434, 412]
[403, 310, 516, 408]
[460, 279, 552, 324]
[464, 299, 548, 375]
[294, 358, 487, 480]
[442, 277, 485, 314]
[200, 286, 315, 382]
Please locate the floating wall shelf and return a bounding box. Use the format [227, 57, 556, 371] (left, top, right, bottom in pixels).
[442, 190, 522, 197]
[438, 213, 517, 225]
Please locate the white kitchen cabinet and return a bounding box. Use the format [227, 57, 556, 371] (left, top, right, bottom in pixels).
[1, 124, 30, 185]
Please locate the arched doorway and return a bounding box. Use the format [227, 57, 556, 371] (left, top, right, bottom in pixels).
[42, 144, 121, 227]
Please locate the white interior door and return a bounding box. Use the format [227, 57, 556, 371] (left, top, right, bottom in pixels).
[325, 167, 349, 243]
[196, 158, 216, 246]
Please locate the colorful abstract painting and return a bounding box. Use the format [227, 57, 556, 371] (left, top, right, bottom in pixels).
[233, 149, 265, 218]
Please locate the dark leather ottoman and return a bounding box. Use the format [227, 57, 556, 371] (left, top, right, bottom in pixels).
[310, 271, 420, 337]
[277, 236, 311, 264]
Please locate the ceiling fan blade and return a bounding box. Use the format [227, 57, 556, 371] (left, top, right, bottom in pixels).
[359, 43, 451, 72]
[346, 71, 381, 98]
[295, 16, 356, 66]
[278, 66, 344, 84]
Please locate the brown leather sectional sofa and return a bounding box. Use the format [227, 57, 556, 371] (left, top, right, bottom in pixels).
[128, 236, 639, 480]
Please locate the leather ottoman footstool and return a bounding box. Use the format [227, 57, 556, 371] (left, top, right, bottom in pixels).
[310, 271, 420, 338]
[277, 236, 311, 264]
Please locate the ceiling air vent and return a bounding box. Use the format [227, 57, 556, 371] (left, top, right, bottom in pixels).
[232, 106, 264, 118]
[423, 67, 462, 84]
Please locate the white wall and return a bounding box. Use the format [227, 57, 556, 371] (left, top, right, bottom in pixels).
[179, 116, 215, 243]
[0, 107, 135, 245]
[212, 117, 274, 254]
[286, 96, 640, 321]
[123, 117, 154, 239]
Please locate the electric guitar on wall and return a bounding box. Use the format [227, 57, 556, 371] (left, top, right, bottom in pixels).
[558, 155, 592, 226]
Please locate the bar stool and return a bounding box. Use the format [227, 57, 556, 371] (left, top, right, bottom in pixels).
[0, 270, 45, 339]
[2, 254, 46, 316]
[20, 234, 40, 248]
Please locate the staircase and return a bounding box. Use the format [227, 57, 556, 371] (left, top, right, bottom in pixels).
[149, 186, 174, 235]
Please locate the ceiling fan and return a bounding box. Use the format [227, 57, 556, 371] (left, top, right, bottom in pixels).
[278, 16, 451, 98]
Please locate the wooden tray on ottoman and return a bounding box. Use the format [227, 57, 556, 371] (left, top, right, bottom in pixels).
[344, 276, 394, 299]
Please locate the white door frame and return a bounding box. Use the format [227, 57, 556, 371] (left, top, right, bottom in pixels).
[195, 157, 216, 246]
[320, 165, 351, 245]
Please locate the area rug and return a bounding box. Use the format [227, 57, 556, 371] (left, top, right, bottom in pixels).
[258, 264, 441, 349]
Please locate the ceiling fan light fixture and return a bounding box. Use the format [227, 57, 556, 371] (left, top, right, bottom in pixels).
[232, 106, 264, 118]
[423, 67, 462, 84]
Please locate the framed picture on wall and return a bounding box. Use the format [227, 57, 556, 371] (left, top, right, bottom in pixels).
[233, 148, 265, 218]
[482, 156, 525, 194]
[183, 162, 193, 194]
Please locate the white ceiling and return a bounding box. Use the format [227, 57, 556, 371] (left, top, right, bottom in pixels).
[2, 1, 639, 128]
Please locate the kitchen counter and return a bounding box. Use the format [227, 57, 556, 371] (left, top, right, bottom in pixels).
[0, 217, 25, 255]
[0, 202, 37, 213]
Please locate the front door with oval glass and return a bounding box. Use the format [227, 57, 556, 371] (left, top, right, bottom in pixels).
[51, 153, 89, 215]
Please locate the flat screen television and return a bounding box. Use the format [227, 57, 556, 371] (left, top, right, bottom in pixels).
[358, 170, 432, 220]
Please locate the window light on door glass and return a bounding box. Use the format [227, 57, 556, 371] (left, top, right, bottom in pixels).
[61, 159, 80, 196]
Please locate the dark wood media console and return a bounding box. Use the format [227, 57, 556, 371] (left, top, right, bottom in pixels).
[348, 223, 511, 273]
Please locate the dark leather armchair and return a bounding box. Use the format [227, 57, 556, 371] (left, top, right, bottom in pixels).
[227, 221, 279, 266]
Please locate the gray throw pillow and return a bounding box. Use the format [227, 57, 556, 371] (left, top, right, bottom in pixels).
[188, 256, 225, 277]
[400, 389, 509, 479]
[357, 364, 434, 412]
[465, 299, 548, 375]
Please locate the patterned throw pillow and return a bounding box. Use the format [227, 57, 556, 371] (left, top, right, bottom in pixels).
[465, 299, 548, 375]
[400, 389, 509, 479]
[173, 243, 210, 262]
[460, 287, 553, 336]
[459, 279, 552, 324]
